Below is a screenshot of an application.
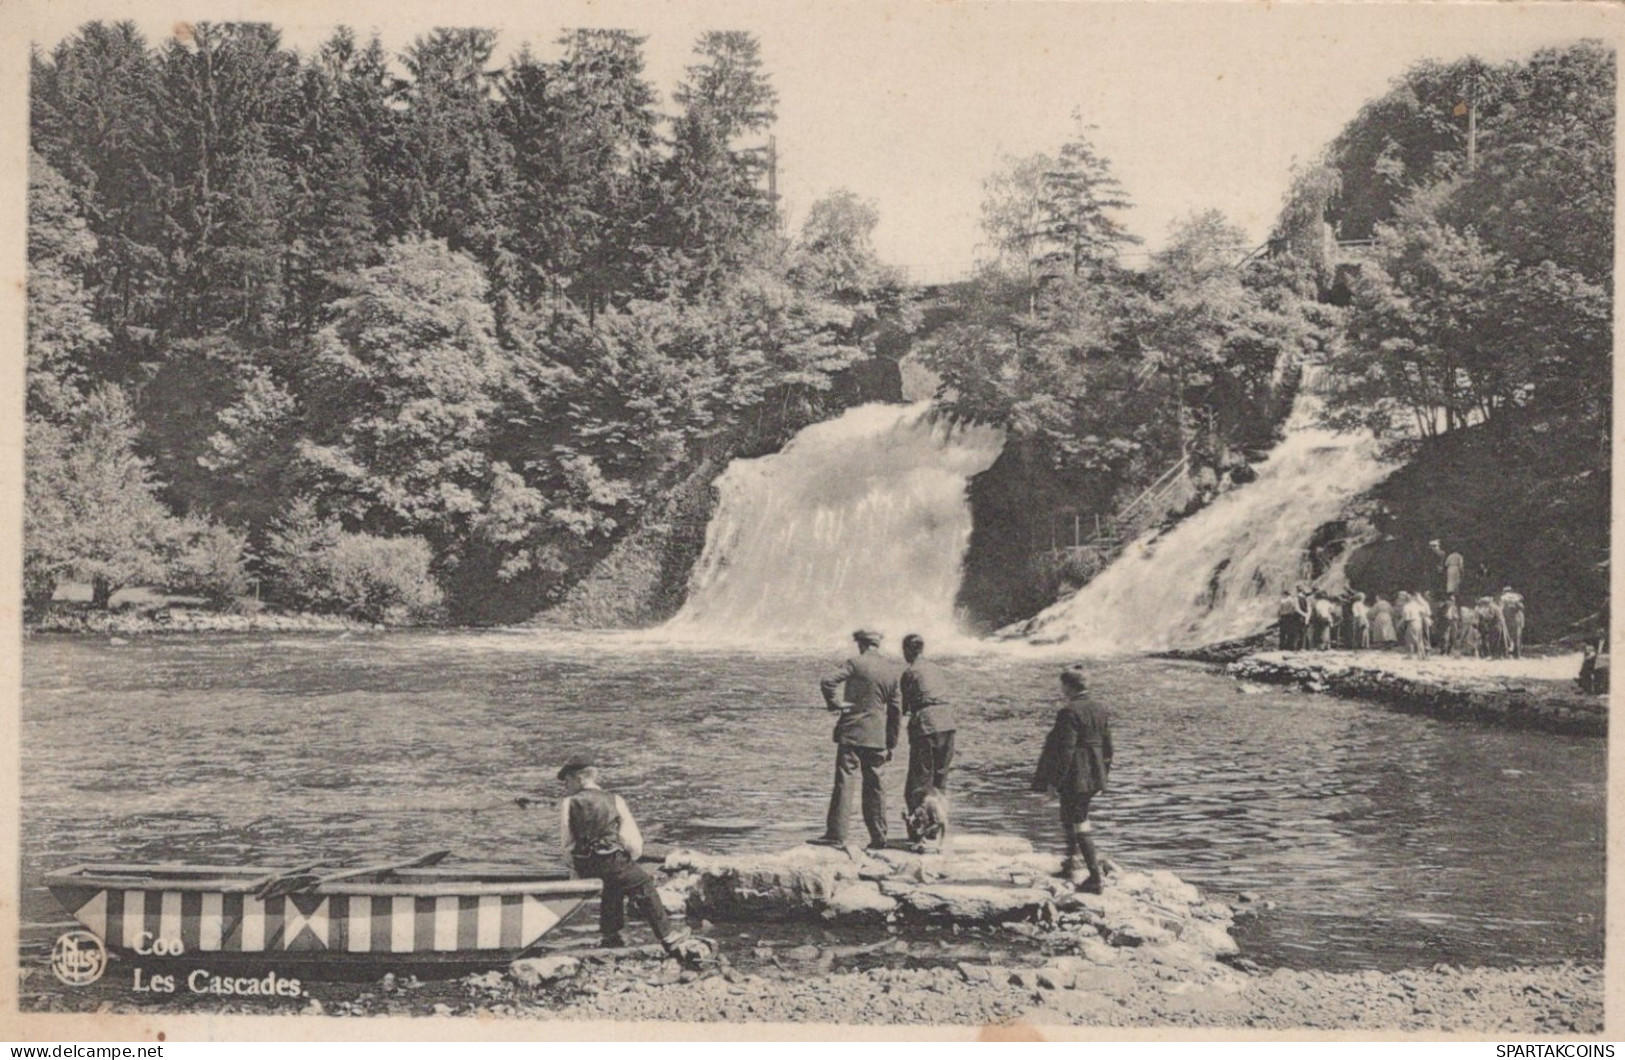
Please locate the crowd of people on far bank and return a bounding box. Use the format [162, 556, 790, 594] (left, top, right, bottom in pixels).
[1276, 539, 1526, 660]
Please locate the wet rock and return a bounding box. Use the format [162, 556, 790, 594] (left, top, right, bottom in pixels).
[1185, 918, 1241, 957]
[823, 879, 898, 920]
[509, 955, 581, 987]
[882, 881, 1051, 922]
[464, 970, 506, 993]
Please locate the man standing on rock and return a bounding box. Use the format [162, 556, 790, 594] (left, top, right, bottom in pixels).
[900, 633, 956, 847]
[814, 629, 902, 850]
[1032, 665, 1113, 894]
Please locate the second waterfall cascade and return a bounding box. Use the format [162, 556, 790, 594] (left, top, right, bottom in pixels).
[1009, 394, 1398, 652]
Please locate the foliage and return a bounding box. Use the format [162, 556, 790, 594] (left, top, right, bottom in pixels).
[1317, 42, 1613, 450]
[24, 387, 180, 607]
[262, 498, 441, 622]
[166, 518, 252, 604]
[24, 20, 933, 620]
[298, 238, 541, 555]
[27, 151, 105, 420]
[261, 498, 344, 611]
[660, 31, 780, 286]
[323, 534, 444, 623]
[1039, 120, 1141, 277]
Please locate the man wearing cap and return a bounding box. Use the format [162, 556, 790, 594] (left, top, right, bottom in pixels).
[900, 633, 956, 844]
[814, 629, 903, 849]
[1032, 665, 1113, 893]
[555, 757, 690, 951]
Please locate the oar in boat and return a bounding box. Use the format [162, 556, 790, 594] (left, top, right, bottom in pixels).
[247, 860, 332, 900]
[257, 850, 453, 901]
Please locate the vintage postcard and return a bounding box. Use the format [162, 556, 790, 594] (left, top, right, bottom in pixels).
[3, 0, 1618, 1042]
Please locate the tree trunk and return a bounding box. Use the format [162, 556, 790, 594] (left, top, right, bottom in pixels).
[91, 576, 114, 610]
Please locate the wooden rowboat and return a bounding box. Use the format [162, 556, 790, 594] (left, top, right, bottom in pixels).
[46, 863, 602, 978]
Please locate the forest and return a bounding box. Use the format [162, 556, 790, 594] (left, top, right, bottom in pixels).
[928, 42, 1611, 631]
[24, 24, 1612, 635]
[27, 23, 915, 623]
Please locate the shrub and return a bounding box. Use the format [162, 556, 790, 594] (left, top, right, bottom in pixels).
[324, 534, 443, 624]
[166, 518, 252, 605]
[262, 499, 442, 623]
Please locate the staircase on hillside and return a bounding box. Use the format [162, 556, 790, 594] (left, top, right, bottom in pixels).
[1049, 456, 1195, 569]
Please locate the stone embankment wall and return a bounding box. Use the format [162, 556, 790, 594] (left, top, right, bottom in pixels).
[1228, 651, 1606, 736]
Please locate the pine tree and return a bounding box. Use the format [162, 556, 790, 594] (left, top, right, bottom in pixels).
[283, 28, 390, 337]
[153, 22, 300, 339]
[498, 30, 662, 315]
[30, 21, 166, 382]
[658, 31, 779, 286]
[391, 29, 514, 265]
[1039, 118, 1140, 277]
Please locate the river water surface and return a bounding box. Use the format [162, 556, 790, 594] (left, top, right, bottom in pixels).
[20, 630, 1604, 973]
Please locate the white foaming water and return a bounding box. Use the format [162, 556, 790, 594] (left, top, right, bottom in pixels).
[663, 402, 1004, 649]
[1010, 396, 1398, 653]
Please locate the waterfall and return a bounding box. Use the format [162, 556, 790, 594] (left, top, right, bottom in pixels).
[664, 402, 1004, 647]
[1010, 396, 1397, 652]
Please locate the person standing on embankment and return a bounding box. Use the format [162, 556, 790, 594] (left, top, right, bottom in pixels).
[814, 629, 902, 850]
[1032, 665, 1113, 894]
[1500, 587, 1526, 659]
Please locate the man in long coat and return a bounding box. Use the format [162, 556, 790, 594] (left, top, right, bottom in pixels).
[1032, 665, 1114, 893]
[814, 629, 902, 849]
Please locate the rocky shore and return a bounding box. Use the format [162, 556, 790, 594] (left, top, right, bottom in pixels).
[1228, 650, 1606, 736]
[28, 606, 385, 636]
[19, 836, 1602, 1032]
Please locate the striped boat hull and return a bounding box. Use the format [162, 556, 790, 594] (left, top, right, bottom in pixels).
[45, 864, 602, 977]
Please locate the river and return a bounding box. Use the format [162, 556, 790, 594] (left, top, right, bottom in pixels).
[20, 630, 1604, 974]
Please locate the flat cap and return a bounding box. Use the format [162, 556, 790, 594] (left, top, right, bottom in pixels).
[556, 756, 595, 780]
[852, 629, 883, 645]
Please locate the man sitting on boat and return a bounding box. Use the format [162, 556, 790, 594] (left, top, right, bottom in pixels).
[556, 757, 692, 954]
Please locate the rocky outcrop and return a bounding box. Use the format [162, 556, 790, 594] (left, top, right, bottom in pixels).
[1229, 651, 1606, 735]
[656, 835, 1239, 968]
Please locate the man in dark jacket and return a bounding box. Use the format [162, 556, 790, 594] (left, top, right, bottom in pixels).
[900, 633, 956, 845]
[814, 629, 902, 849]
[1031, 664, 1113, 893]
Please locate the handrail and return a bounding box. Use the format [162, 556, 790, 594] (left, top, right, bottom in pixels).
[1051, 454, 1193, 559]
[1113, 456, 1190, 523]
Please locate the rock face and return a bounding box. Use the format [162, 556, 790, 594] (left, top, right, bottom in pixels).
[1229, 651, 1606, 735]
[658, 835, 1239, 968]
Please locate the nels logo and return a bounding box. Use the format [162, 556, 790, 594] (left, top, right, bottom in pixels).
[51, 929, 107, 986]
